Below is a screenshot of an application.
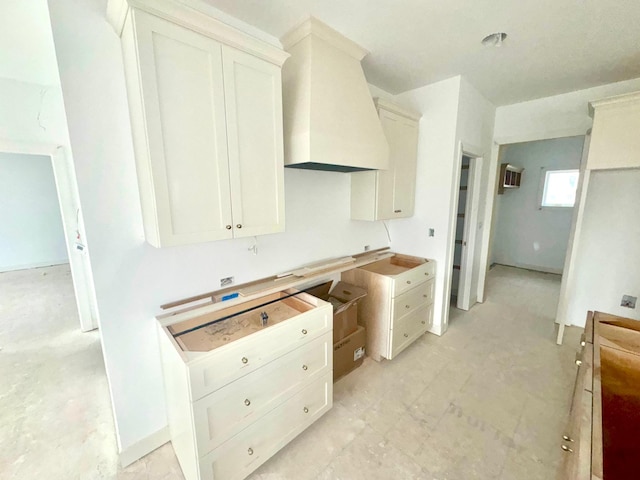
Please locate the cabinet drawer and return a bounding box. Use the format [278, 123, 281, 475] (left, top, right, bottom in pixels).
[193, 332, 331, 455]
[393, 261, 435, 297]
[390, 304, 432, 359]
[199, 371, 332, 480]
[392, 279, 434, 320]
[188, 303, 331, 401]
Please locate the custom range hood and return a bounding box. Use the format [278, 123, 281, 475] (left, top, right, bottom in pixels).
[280, 17, 389, 172]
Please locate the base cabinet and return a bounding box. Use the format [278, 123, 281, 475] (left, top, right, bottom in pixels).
[341, 253, 435, 361]
[158, 290, 333, 480]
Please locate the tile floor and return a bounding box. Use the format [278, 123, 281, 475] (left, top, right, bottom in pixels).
[0, 264, 582, 479]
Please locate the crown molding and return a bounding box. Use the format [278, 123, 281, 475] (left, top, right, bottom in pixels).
[374, 97, 422, 121]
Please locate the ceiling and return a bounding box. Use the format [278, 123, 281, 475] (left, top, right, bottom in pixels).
[0, 0, 60, 86]
[204, 0, 640, 106]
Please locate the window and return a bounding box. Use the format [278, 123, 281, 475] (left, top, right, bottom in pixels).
[541, 169, 579, 207]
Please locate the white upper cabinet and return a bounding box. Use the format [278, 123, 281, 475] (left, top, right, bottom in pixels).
[587, 91, 640, 171]
[114, 2, 288, 247]
[351, 98, 421, 221]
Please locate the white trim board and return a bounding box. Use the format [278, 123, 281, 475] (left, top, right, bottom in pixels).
[119, 426, 170, 468]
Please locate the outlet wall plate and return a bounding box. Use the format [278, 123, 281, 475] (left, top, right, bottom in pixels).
[621, 295, 637, 309]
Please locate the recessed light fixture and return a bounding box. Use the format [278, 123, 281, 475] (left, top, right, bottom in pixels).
[482, 32, 507, 47]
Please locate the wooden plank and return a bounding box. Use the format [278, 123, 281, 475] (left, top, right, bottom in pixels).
[585, 310, 594, 344]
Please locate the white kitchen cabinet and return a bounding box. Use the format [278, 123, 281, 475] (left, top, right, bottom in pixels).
[157, 289, 333, 480]
[351, 98, 421, 220]
[117, 5, 288, 247]
[587, 91, 640, 171]
[342, 254, 435, 360]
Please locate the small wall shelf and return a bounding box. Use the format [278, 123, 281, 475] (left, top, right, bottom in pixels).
[498, 163, 524, 194]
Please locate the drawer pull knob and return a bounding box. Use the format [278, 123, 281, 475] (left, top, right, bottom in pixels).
[394, 209, 402, 213]
[241, 357, 248, 364]
[406, 280, 412, 285]
[561, 445, 573, 453]
[423, 294, 428, 298]
[225, 225, 232, 230]
[244, 399, 251, 406]
[236, 224, 242, 229]
[562, 435, 574, 442]
[421, 321, 426, 325]
[247, 447, 254, 456]
[575, 359, 582, 366]
[405, 305, 410, 309]
[424, 272, 428, 276]
[302, 329, 307, 335]
[303, 407, 309, 413]
[580, 334, 586, 346]
[302, 364, 308, 371]
[404, 333, 409, 338]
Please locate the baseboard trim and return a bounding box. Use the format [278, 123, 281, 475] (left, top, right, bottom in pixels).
[493, 262, 563, 275]
[119, 426, 171, 468]
[0, 259, 69, 273]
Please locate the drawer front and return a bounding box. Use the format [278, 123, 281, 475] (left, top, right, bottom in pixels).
[193, 332, 331, 455]
[189, 303, 332, 401]
[199, 371, 332, 480]
[389, 304, 432, 359]
[392, 279, 434, 320]
[393, 261, 435, 297]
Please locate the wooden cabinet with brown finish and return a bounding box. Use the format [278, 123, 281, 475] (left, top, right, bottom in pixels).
[558, 311, 640, 480]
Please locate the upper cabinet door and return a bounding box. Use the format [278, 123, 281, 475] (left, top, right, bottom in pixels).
[389, 115, 419, 218]
[222, 46, 285, 238]
[128, 10, 233, 246]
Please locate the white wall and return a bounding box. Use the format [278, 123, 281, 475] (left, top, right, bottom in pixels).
[491, 136, 584, 274]
[0, 152, 68, 271]
[47, 0, 390, 457]
[494, 77, 640, 144]
[565, 170, 640, 326]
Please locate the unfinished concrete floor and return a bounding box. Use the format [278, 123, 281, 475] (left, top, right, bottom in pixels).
[0, 264, 582, 479]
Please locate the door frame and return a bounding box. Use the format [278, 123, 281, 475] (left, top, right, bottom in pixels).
[0, 139, 99, 332]
[443, 142, 484, 326]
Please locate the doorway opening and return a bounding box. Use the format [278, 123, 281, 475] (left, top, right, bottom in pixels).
[0, 143, 98, 332]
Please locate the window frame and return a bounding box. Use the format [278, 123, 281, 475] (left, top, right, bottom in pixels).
[539, 168, 580, 209]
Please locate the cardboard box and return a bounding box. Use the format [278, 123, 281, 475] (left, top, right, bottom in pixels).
[306, 281, 367, 343]
[333, 325, 366, 381]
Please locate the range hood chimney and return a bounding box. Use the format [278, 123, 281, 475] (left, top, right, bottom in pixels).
[280, 17, 389, 172]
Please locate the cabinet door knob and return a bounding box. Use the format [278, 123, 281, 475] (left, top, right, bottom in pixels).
[406, 280, 412, 285]
[421, 321, 426, 325]
[303, 407, 309, 413]
[405, 305, 410, 309]
[575, 359, 582, 366]
[423, 294, 428, 298]
[226, 225, 232, 230]
[562, 435, 574, 442]
[247, 447, 254, 456]
[236, 224, 242, 229]
[241, 357, 248, 364]
[404, 333, 409, 338]
[302, 364, 308, 371]
[394, 209, 402, 213]
[424, 272, 428, 276]
[561, 445, 573, 453]
[302, 329, 307, 335]
[244, 399, 251, 406]
[580, 334, 586, 346]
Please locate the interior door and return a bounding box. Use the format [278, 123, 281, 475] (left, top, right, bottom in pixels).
[457, 157, 483, 310]
[222, 45, 285, 238]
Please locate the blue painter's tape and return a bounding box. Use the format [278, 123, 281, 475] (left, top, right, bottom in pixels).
[221, 292, 239, 301]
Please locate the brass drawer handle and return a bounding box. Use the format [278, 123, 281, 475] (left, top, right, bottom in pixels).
[404, 333, 409, 338]
[236, 224, 242, 229]
[421, 320, 426, 325]
[247, 447, 254, 456]
[302, 364, 308, 371]
[394, 209, 402, 213]
[244, 399, 251, 406]
[241, 357, 248, 364]
[423, 294, 428, 298]
[405, 305, 410, 309]
[561, 445, 573, 453]
[302, 329, 307, 335]
[406, 280, 412, 285]
[562, 435, 574, 442]
[303, 407, 309, 413]
[225, 225, 232, 230]
[424, 272, 428, 276]
[580, 334, 586, 347]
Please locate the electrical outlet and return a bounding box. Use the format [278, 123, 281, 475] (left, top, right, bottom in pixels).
[621, 295, 637, 309]
[220, 276, 234, 288]
[428, 228, 435, 237]
[364, 245, 370, 252]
